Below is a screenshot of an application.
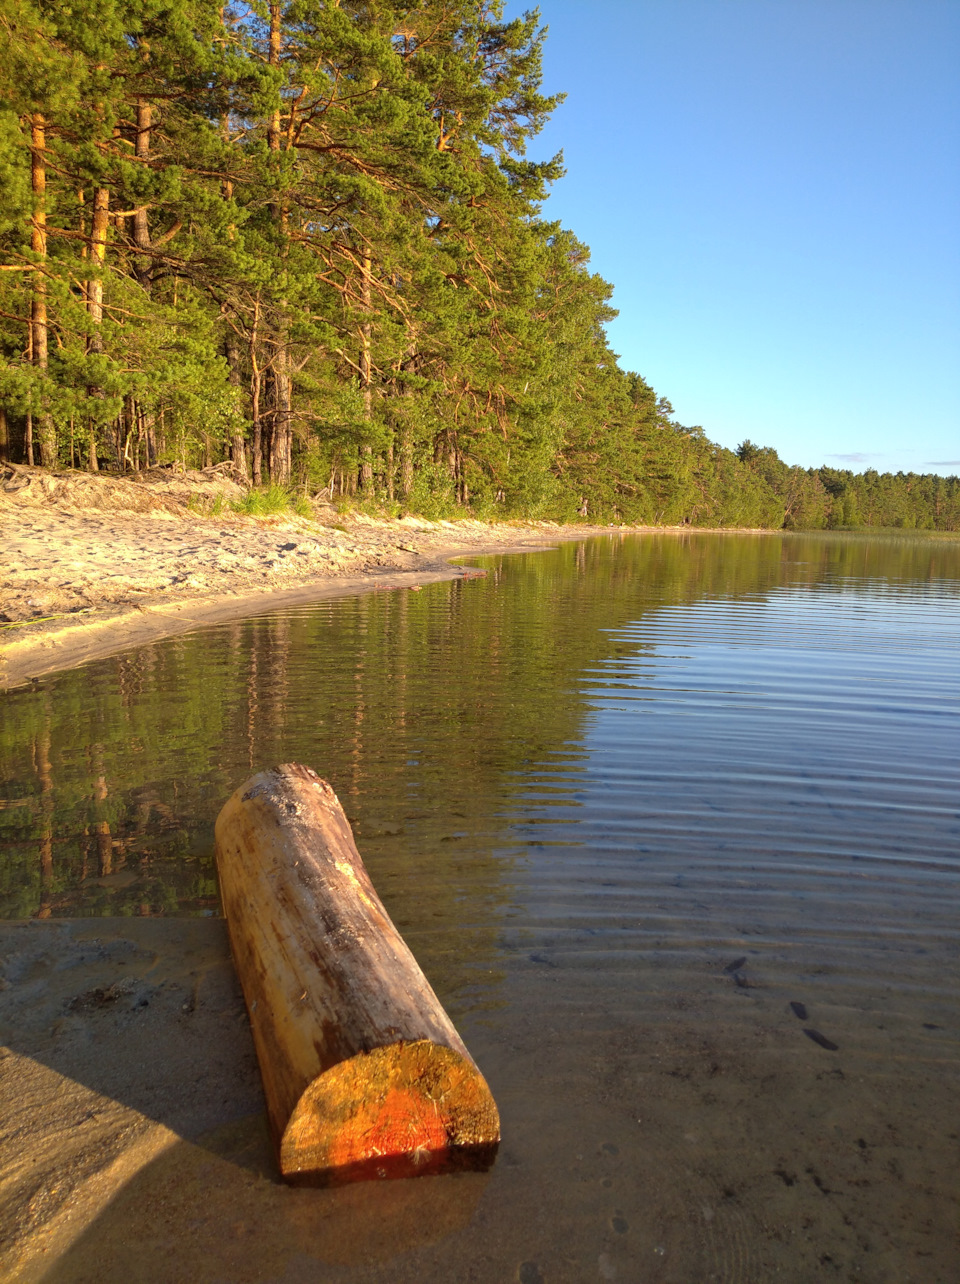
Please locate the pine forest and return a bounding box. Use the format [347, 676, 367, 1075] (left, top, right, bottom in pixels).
[1, 0, 956, 530]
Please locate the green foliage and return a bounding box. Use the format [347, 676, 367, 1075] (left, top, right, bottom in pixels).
[0, 0, 954, 528]
[231, 483, 297, 517]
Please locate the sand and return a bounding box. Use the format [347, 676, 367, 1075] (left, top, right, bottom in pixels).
[3, 919, 956, 1283]
[1, 463, 658, 690]
[0, 917, 501, 1281]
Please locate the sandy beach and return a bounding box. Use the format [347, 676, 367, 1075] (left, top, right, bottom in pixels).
[0, 463, 673, 690]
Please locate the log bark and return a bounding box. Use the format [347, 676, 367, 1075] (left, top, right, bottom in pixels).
[214, 763, 500, 1185]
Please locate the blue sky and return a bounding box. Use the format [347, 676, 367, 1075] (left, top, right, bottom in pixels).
[505, 0, 960, 476]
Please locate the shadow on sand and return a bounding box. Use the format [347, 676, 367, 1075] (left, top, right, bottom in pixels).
[0, 919, 490, 1282]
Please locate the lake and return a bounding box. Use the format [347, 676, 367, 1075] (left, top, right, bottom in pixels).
[1, 530, 958, 1281]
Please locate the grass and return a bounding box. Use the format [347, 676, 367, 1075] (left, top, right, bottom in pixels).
[178, 483, 316, 520]
[231, 483, 311, 518]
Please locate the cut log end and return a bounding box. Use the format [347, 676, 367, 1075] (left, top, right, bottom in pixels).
[280, 1039, 499, 1186]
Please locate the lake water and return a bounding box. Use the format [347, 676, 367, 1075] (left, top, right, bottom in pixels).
[1, 531, 958, 1280]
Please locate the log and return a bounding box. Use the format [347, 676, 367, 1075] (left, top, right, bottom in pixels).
[214, 763, 500, 1185]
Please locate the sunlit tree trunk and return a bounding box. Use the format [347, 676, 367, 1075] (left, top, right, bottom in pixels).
[399, 351, 416, 499]
[133, 99, 152, 292]
[270, 349, 292, 483]
[399, 421, 413, 498]
[359, 249, 374, 492]
[132, 99, 158, 467]
[77, 187, 90, 476]
[268, 0, 281, 152]
[86, 186, 110, 470]
[226, 334, 247, 476]
[251, 330, 263, 486]
[265, 2, 294, 484]
[30, 114, 57, 466]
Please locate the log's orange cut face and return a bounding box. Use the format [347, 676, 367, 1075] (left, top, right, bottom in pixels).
[280, 1041, 499, 1183]
[328, 1085, 448, 1168]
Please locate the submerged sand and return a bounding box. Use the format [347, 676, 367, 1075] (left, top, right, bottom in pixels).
[2, 917, 956, 1283]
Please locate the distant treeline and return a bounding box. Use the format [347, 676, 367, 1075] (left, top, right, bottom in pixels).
[1, 1, 957, 529]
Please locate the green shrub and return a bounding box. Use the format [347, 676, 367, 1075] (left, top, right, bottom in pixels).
[231, 483, 296, 516]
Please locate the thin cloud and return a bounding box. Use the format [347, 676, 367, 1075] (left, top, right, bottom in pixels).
[925, 460, 960, 466]
[826, 452, 879, 464]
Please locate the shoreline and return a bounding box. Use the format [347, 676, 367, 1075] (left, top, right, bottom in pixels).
[2, 477, 776, 689]
[0, 536, 561, 689]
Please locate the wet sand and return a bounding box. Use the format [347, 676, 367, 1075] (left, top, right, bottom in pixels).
[0, 918, 492, 1280]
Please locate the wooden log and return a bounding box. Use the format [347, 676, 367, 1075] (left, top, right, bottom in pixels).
[214, 763, 500, 1185]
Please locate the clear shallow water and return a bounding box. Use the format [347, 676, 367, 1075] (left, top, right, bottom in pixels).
[1, 531, 959, 1280]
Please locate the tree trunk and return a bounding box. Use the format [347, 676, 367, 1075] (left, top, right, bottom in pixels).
[251, 346, 263, 486]
[132, 101, 159, 464]
[221, 111, 236, 242]
[30, 114, 56, 467]
[269, 344, 292, 484]
[359, 250, 374, 493]
[399, 352, 416, 500]
[214, 764, 500, 1186]
[87, 186, 110, 470]
[88, 187, 109, 328]
[226, 335, 247, 476]
[400, 421, 413, 498]
[138, 399, 156, 466]
[265, 9, 292, 487]
[133, 403, 143, 470]
[0, 407, 8, 463]
[125, 395, 139, 470]
[133, 100, 152, 293]
[268, 2, 281, 155]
